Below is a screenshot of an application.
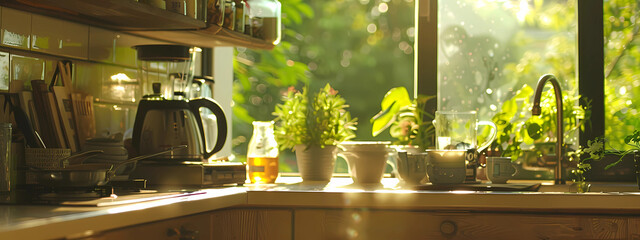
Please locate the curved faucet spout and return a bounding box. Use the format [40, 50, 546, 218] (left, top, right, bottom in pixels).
[531, 74, 565, 185]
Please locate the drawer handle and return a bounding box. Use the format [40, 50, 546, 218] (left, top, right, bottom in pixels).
[440, 220, 457, 236]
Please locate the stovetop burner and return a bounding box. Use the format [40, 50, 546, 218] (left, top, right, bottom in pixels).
[0, 179, 149, 205]
[6, 184, 114, 204]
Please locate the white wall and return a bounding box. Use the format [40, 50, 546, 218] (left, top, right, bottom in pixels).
[212, 47, 234, 159]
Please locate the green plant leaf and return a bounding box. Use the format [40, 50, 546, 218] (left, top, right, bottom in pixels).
[381, 87, 412, 111]
[501, 98, 518, 119]
[527, 122, 542, 139]
[371, 102, 396, 136]
[371, 87, 412, 136]
[514, 84, 534, 99]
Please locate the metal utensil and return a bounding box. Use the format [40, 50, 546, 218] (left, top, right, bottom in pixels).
[31, 145, 188, 187]
[5, 95, 39, 148]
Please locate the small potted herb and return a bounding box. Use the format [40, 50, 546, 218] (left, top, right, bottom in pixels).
[272, 84, 357, 182]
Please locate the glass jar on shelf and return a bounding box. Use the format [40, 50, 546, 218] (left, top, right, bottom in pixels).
[208, 0, 227, 26]
[222, 0, 236, 30]
[247, 121, 279, 183]
[247, 0, 281, 44]
[234, 0, 246, 33]
[244, 3, 252, 35]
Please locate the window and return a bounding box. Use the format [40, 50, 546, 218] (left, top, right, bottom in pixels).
[233, 0, 631, 175]
[436, 0, 580, 150]
[233, 0, 415, 172]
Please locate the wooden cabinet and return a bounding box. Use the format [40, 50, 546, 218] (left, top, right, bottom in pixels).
[210, 208, 293, 240]
[85, 213, 211, 240]
[294, 209, 634, 240]
[85, 209, 292, 240]
[79, 207, 639, 240]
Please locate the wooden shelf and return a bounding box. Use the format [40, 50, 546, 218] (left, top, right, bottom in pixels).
[1, 0, 275, 49]
[127, 25, 275, 49]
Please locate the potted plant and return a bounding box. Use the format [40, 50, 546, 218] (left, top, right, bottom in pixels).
[370, 87, 435, 151]
[272, 84, 357, 182]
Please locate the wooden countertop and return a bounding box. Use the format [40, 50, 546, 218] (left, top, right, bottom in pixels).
[1, 177, 640, 239]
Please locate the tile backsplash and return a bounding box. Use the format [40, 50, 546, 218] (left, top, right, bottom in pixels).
[31, 14, 89, 59]
[1, 7, 31, 49]
[0, 6, 193, 140]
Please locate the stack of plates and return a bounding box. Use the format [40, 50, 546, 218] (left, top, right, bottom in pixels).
[83, 138, 133, 175]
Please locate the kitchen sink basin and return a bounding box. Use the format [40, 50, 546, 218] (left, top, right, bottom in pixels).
[537, 182, 639, 193]
[412, 181, 640, 193]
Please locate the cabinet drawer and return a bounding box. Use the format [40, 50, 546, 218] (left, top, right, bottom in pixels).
[295, 209, 630, 240]
[85, 213, 211, 240]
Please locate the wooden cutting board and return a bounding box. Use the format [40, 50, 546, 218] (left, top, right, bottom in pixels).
[71, 92, 96, 149]
[50, 60, 78, 152]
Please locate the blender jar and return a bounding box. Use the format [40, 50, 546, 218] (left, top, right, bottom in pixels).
[135, 45, 197, 100]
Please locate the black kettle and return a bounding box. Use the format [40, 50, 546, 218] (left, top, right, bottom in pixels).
[131, 92, 227, 161]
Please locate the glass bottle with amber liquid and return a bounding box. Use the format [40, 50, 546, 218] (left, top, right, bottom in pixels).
[247, 121, 279, 183]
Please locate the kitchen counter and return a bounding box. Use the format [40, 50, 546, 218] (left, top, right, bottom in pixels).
[2, 177, 640, 239]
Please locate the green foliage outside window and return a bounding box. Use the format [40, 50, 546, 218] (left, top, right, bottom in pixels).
[604, 0, 640, 149]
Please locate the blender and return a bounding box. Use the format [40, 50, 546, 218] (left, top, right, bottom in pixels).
[135, 44, 196, 100]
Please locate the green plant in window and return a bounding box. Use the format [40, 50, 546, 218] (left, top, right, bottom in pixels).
[370, 87, 435, 150]
[488, 84, 589, 160]
[602, 129, 640, 170]
[272, 84, 357, 150]
[567, 137, 605, 185]
[567, 130, 640, 191]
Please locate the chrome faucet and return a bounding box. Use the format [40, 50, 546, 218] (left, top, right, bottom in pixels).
[531, 74, 565, 184]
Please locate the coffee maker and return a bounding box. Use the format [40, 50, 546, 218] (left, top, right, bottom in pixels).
[129, 45, 245, 188]
[131, 83, 227, 160]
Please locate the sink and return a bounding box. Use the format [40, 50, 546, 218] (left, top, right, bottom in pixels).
[537, 182, 639, 193]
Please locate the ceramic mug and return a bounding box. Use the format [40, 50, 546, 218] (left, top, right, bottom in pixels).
[486, 157, 518, 184]
[425, 150, 466, 184]
[396, 151, 429, 185]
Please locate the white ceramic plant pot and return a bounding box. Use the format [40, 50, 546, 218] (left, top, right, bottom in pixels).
[295, 144, 338, 182]
[339, 141, 391, 184]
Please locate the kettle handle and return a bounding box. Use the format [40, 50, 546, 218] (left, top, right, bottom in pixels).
[189, 98, 228, 159]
